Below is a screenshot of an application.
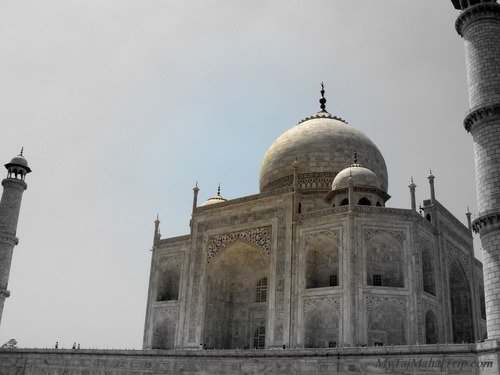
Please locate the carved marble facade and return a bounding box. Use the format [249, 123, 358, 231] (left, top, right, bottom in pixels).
[143, 98, 485, 350]
[143, 192, 485, 349]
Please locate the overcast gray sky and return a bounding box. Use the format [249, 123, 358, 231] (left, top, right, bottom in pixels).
[0, 1, 477, 349]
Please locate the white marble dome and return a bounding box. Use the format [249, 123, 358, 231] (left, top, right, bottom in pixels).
[259, 111, 388, 193]
[332, 164, 382, 190]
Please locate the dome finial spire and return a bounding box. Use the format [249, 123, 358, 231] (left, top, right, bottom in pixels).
[354, 151, 358, 164]
[217, 183, 221, 196]
[319, 82, 327, 112]
[19, 147, 23, 156]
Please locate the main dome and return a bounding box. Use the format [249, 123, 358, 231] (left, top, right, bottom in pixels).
[259, 111, 388, 193]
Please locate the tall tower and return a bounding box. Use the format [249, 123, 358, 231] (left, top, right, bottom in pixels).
[0, 150, 31, 326]
[451, 0, 500, 339]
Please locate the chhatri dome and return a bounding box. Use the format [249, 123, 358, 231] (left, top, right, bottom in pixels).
[259, 84, 388, 193]
[202, 184, 227, 206]
[331, 153, 382, 191]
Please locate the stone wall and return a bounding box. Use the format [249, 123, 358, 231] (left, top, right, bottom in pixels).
[1, 342, 499, 374]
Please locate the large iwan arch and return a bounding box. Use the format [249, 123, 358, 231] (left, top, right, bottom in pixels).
[449, 260, 473, 343]
[203, 240, 269, 349]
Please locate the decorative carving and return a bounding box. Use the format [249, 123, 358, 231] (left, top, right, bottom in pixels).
[187, 207, 287, 344]
[297, 206, 419, 223]
[154, 306, 180, 322]
[422, 299, 438, 318]
[441, 222, 471, 250]
[455, 4, 500, 37]
[207, 226, 271, 262]
[261, 172, 337, 192]
[366, 296, 407, 315]
[297, 206, 349, 221]
[304, 228, 340, 246]
[158, 253, 183, 264]
[471, 210, 500, 234]
[446, 241, 471, 278]
[304, 296, 341, 314]
[364, 227, 405, 244]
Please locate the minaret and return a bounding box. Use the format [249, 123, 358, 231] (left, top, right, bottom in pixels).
[409, 177, 417, 211]
[451, 0, 500, 339]
[0, 149, 31, 326]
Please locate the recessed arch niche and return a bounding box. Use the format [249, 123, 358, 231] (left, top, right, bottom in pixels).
[367, 303, 406, 346]
[304, 302, 339, 348]
[305, 236, 340, 289]
[152, 315, 176, 349]
[204, 240, 269, 349]
[156, 258, 181, 301]
[425, 309, 438, 344]
[449, 261, 473, 343]
[366, 234, 404, 287]
[422, 246, 436, 296]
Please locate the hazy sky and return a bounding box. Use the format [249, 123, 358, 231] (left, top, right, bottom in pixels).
[0, 1, 477, 349]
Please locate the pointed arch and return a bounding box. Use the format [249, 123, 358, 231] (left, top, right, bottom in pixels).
[366, 234, 404, 287]
[306, 236, 340, 289]
[425, 310, 438, 344]
[449, 261, 473, 343]
[358, 197, 371, 206]
[305, 302, 339, 348]
[152, 315, 176, 349]
[367, 302, 406, 345]
[204, 241, 269, 349]
[156, 259, 181, 301]
[422, 246, 436, 296]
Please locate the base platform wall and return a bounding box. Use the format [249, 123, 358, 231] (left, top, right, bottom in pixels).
[1, 341, 499, 375]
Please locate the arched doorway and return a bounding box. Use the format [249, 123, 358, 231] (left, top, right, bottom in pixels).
[204, 241, 269, 349]
[449, 261, 473, 343]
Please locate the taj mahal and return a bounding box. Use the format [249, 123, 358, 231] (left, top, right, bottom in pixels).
[1, 0, 500, 373]
[142, 84, 485, 350]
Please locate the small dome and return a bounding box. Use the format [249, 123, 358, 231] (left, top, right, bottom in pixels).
[332, 164, 382, 190]
[5, 150, 31, 173]
[10, 155, 28, 168]
[202, 185, 227, 206]
[203, 195, 227, 206]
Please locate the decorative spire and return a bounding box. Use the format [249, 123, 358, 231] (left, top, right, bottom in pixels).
[409, 177, 417, 211]
[217, 183, 221, 196]
[409, 176, 416, 188]
[19, 147, 23, 156]
[354, 151, 358, 164]
[466, 206, 472, 232]
[319, 82, 327, 112]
